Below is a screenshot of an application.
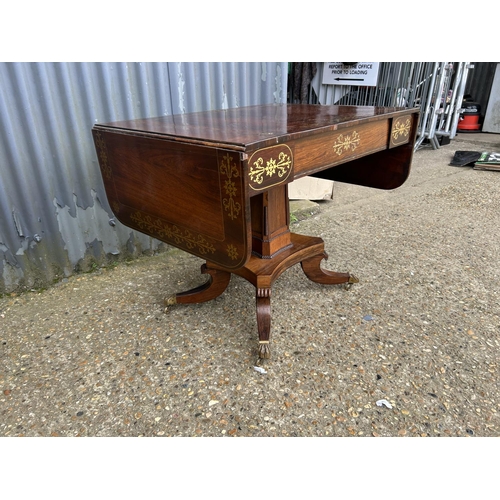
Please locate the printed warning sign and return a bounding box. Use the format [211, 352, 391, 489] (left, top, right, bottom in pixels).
[322, 62, 380, 86]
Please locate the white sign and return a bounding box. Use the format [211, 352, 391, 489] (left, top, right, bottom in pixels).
[322, 62, 380, 87]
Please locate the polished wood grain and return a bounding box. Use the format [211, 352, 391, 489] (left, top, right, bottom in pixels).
[93, 104, 419, 359]
[101, 104, 414, 150]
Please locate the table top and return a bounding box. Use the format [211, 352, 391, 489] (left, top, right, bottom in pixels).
[96, 104, 416, 151]
[93, 104, 419, 270]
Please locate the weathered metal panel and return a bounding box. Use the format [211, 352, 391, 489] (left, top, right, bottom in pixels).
[0, 62, 288, 293]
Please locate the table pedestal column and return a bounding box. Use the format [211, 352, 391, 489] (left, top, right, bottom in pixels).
[165, 185, 358, 358]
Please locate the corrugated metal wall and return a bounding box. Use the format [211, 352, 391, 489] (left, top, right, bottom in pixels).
[0, 62, 288, 293]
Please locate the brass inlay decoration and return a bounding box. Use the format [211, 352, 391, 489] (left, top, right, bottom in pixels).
[219, 153, 241, 220]
[249, 152, 292, 186]
[248, 144, 293, 191]
[94, 132, 112, 180]
[130, 211, 216, 255]
[111, 201, 121, 214]
[332, 131, 360, 156]
[392, 118, 411, 140]
[227, 244, 239, 260]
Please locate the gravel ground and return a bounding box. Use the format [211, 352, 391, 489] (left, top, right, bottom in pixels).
[1, 133, 499, 441]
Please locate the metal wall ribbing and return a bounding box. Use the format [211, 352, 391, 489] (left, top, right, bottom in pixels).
[0, 62, 288, 293]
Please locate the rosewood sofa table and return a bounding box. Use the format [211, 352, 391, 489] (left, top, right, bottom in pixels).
[92, 104, 419, 359]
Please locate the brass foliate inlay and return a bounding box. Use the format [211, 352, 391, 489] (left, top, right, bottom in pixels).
[219, 153, 242, 220]
[392, 118, 411, 140]
[111, 201, 121, 214]
[227, 244, 239, 260]
[332, 131, 360, 156]
[94, 132, 112, 180]
[250, 152, 292, 185]
[130, 211, 216, 255]
[390, 115, 413, 148]
[248, 144, 293, 191]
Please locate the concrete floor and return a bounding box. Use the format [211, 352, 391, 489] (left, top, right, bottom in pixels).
[1, 129, 499, 494]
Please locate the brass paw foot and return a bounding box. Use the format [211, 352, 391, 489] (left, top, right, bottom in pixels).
[258, 341, 271, 359]
[344, 274, 359, 290]
[163, 294, 177, 313]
